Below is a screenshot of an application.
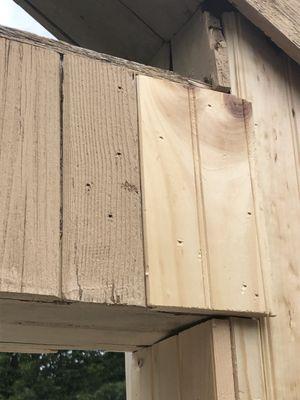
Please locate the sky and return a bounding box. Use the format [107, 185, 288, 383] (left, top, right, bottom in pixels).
[0, 0, 55, 38]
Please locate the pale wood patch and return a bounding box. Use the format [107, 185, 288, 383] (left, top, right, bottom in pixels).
[137, 75, 205, 309]
[126, 319, 235, 400]
[194, 88, 265, 313]
[224, 12, 300, 399]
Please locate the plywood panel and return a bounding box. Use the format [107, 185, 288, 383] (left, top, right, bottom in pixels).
[224, 12, 300, 399]
[62, 54, 145, 306]
[0, 38, 60, 298]
[194, 88, 264, 313]
[230, 318, 267, 400]
[137, 75, 205, 310]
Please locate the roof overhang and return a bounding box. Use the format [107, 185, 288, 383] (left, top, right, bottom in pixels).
[13, 0, 300, 65]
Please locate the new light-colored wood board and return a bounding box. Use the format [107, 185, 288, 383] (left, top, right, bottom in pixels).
[152, 337, 181, 400]
[194, 87, 265, 313]
[0, 38, 60, 298]
[179, 319, 235, 400]
[229, 0, 300, 64]
[230, 317, 267, 400]
[126, 350, 153, 400]
[137, 75, 205, 310]
[62, 54, 145, 306]
[126, 318, 236, 400]
[138, 74, 265, 314]
[224, 12, 300, 399]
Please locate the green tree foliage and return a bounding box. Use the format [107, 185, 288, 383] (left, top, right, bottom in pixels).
[0, 351, 125, 400]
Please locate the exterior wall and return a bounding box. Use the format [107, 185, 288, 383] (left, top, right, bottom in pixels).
[224, 12, 300, 399]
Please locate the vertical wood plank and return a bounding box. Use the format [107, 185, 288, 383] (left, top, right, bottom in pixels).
[194, 87, 265, 313]
[126, 349, 153, 400]
[230, 317, 267, 400]
[126, 319, 236, 400]
[179, 319, 235, 400]
[211, 319, 236, 400]
[62, 55, 145, 305]
[179, 321, 215, 400]
[152, 336, 181, 400]
[137, 75, 205, 309]
[224, 12, 300, 399]
[0, 38, 60, 298]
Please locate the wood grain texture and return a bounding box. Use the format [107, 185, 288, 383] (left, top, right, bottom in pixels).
[229, 0, 300, 64]
[126, 349, 153, 400]
[62, 54, 145, 306]
[139, 74, 265, 314]
[230, 318, 267, 400]
[152, 337, 181, 400]
[179, 322, 215, 400]
[137, 75, 205, 310]
[224, 12, 300, 399]
[194, 87, 265, 313]
[179, 319, 235, 400]
[0, 38, 60, 298]
[172, 10, 230, 91]
[126, 319, 236, 400]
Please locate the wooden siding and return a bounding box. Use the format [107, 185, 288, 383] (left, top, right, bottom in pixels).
[224, 12, 300, 399]
[126, 319, 236, 400]
[0, 28, 266, 316]
[0, 39, 60, 299]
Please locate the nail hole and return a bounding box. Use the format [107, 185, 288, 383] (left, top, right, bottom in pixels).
[247, 212, 252, 215]
[118, 86, 123, 90]
[116, 152, 122, 156]
[159, 136, 164, 140]
[108, 214, 113, 218]
[177, 240, 183, 245]
[208, 104, 212, 107]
